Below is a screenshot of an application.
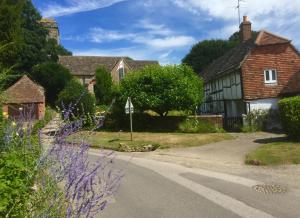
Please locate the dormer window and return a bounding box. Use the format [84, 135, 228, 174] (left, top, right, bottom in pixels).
[119, 67, 125, 80]
[264, 69, 277, 84]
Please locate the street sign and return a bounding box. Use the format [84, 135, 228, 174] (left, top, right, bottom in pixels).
[125, 97, 134, 141]
[125, 97, 134, 114]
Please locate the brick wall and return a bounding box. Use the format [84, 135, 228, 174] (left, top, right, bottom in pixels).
[242, 43, 300, 100]
[37, 102, 45, 120]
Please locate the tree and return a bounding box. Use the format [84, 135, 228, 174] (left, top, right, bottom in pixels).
[119, 65, 204, 116]
[182, 39, 238, 74]
[44, 38, 72, 62]
[182, 31, 259, 74]
[0, 0, 72, 73]
[0, 0, 23, 69]
[94, 66, 113, 105]
[56, 79, 96, 118]
[30, 62, 72, 105]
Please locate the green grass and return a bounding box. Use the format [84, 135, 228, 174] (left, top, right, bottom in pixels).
[75, 131, 234, 152]
[246, 141, 300, 165]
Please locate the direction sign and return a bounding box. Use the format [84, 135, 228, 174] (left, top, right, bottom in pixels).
[125, 97, 134, 114]
[125, 97, 134, 141]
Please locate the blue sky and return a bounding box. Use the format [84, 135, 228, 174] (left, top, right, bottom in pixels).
[32, 0, 300, 64]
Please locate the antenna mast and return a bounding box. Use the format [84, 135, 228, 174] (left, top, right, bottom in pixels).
[236, 0, 244, 26]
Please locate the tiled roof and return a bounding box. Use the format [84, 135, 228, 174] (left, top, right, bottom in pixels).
[125, 59, 159, 71]
[5, 75, 45, 104]
[255, 30, 291, 46]
[202, 30, 294, 82]
[202, 40, 255, 82]
[59, 56, 158, 76]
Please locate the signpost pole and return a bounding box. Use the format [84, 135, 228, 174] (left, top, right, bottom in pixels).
[129, 97, 133, 141]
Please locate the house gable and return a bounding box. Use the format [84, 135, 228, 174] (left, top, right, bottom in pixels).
[242, 43, 300, 100]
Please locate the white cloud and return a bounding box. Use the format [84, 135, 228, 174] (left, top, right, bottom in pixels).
[135, 19, 174, 36]
[90, 28, 136, 43]
[88, 20, 196, 49]
[135, 35, 196, 49]
[42, 0, 127, 17]
[171, 0, 300, 47]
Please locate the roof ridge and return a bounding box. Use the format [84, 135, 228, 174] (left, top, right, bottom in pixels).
[255, 30, 291, 45]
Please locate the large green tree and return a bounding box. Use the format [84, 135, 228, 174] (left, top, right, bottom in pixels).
[94, 66, 113, 105]
[182, 31, 258, 74]
[182, 39, 238, 74]
[0, 0, 72, 73]
[30, 62, 72, 105]
[0, 0, 23, 69]
[119, 65, 204, 116]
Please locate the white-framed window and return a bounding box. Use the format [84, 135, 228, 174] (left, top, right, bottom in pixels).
[264, 69, 277, 84]
[119, 67, 125, 80]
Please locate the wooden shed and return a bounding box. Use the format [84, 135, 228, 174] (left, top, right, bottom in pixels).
[2, 75, 45, 120]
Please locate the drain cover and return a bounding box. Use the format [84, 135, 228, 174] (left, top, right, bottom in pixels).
[252, 184, 287, 194]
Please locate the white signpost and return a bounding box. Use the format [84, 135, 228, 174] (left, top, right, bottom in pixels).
[125, 97, 134, 141]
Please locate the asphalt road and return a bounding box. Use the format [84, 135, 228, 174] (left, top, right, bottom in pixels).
[88, 152, 300, 218]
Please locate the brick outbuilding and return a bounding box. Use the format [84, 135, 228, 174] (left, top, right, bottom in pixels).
[3, 75, 45, 120]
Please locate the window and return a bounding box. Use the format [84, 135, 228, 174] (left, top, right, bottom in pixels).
[119, 67, 125, 80]
[264, 69, 277, 84]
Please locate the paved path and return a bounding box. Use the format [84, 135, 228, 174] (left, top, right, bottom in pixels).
[89, 151, 300, 218]
[127, 132, 300, 190]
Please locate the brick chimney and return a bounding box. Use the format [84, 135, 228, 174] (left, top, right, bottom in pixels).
[240, 16, 252, 42]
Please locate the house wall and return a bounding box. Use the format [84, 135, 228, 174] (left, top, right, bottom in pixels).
[75, 75, 95, 94]
[246, 98, 279, 113]
[202, 72, 243, 116]
[111, 59, 130, 83]
[242, 43, 300, 100]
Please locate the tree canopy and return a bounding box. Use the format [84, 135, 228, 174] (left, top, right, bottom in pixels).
[56, 79, 96, 118]
[94, 66, 113, 105]
[30, 62, 72, 106]
[119, 64, 204, 116]
[0, 0, 71, 73]
[182, 31, 258, 74]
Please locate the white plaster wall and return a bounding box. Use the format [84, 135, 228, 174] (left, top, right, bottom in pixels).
[248, 98, 279, 112]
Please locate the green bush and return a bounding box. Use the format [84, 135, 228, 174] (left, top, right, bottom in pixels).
[94, 66, 113, 105]
[56, 79, 96, 122]
[105, 112, 221, 133]
[119, 64, 204, 116]
[179, 118, 219, 133]
[31, 62, 72, 106]
[279, 96, 300, 139]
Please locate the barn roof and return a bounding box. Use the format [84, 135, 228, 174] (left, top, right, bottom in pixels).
[4, 75, 45, 104]
[59, 56, 159, 76]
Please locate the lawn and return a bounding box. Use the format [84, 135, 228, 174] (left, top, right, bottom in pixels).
[245, 141, 300, 165]
[76, 131, 234, 152]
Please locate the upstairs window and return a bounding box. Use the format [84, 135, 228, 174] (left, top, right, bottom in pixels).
[264, 69, 277, 84]
[119, 67, 125, 80]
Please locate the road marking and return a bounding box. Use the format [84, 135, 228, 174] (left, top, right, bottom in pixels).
[89, 152, 275, 218]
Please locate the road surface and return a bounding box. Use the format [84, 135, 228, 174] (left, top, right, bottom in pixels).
[89, 152, 300, 218]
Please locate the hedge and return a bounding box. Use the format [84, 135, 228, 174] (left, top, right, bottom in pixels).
[278, 96, 300, 139]
[105, 113, 221, 133]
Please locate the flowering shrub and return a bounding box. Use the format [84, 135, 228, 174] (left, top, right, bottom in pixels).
[0, 101, 122, 217]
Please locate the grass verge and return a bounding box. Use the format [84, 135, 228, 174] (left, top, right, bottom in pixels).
[77, 131, 234, 152]
[246, 141, 300, 165]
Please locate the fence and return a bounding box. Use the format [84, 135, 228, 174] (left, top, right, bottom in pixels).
[224, 116, 243, 131]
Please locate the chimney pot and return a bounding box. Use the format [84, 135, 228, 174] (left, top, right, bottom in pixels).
[240, 16, 252, 42]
